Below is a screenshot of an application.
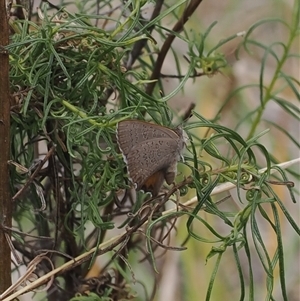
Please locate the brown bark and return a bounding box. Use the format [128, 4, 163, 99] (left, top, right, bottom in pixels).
[0, 0, 12, 293]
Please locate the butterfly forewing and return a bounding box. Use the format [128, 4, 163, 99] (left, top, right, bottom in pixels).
[117, 120, 181, 156]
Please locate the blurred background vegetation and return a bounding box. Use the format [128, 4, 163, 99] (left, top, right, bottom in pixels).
[1, 0, 299, 300]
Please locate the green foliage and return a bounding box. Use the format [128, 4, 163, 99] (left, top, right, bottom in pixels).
[5, 0, 299, 301]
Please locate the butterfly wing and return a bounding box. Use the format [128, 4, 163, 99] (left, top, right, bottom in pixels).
[116, 120, 182, 156]
[117, 120, 186, 195]
[124, 137, 182, 190]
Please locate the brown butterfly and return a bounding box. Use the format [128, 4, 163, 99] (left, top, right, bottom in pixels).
[116, 120, 187, 196]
